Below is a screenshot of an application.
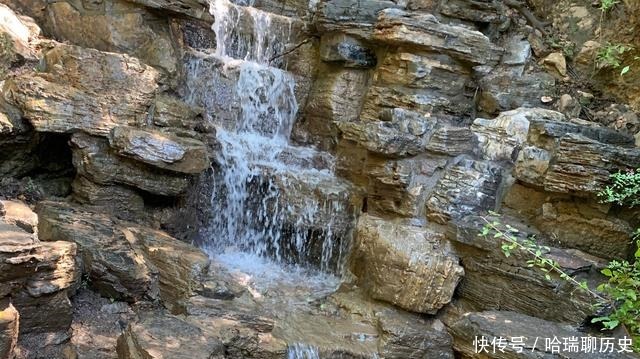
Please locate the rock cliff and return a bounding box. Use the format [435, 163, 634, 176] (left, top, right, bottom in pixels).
[0, 0, 639, 358]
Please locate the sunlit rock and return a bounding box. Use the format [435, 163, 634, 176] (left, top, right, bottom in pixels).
[0, 300, 18, 359]
[352, 214, 463, 314]
[71, 133, 191, 196]
[374, 9, 503, 65]
[109, 126, 210, 174]
[5, 44, 159, 136]
[37, 201, 209, 309]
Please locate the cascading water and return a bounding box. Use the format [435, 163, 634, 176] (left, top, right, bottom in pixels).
[287, 343, 320, 359]
[183, 0, 354, 290]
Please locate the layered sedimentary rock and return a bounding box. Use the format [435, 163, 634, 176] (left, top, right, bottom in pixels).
[71, 133, 191, 196]
[448, 215, 601, 325]
[352, 214, 463, 313]
[5, 44, 159, 136]
[0, 199, 79, 351]
[37, 201, 209, 308]
[108, 126, 209, 174]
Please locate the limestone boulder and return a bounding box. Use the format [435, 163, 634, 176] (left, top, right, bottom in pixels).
[151, 94, 203, 131]
[542, 134, 640, 195]
[5, 44, 159, 136]
[360, 51, 474, 121]
[36, 201, 158, 302]
[426, 126, 476, 156]
[108, 126, 210, 174]
[0, 3, 40, 66]
[352, 214, 463, 314]
[377, 309, 453, 359]
[124, 226, 210, 314]
[44, 0, 178, 75]
[314, 0, 401, 39]
[71, 133, 190, 196]
[446, 310, 636, 359]
[37, 201, 209, 308]
[319, 33, 376, 68]
[448, 216, 602, 325]
[123, 0, 211, 21]
[426, 158, 503, 224]
[512, 109, 640, 197]
[472, 110, 531, 162]
[0, 200, 37, 234]
[364, 155, 446, 218]
[477, 71, 555, 115]
[0, 299, 18, 359]
[117, 311, 225, 359]
[503, 183, 635, 261]
[336, 111, 437, 158]
[0, 201, 79, 335]
[71, 176, 145, 220]
[374, 9, 502, 66]
[295, 66, 369, 149]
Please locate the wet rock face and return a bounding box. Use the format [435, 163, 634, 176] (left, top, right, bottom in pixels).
[352, 214, 463, 314]
[117, 312, 225, 359]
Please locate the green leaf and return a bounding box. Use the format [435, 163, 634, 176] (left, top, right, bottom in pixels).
[545, 274, 551, 281]
[602, 268, 613, 277]
[621, 65, 630, 76]
[604, 319, 619, 329]
[591, 316, 609, 323]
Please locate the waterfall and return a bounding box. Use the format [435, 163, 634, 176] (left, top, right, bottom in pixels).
[183, 0, 353, 282]
[287, 343, 320, 359]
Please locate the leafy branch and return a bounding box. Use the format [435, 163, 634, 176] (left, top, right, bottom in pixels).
[479, 216, 604, 300]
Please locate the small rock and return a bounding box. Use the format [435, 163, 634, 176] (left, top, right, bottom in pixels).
[541, 52, 567, 77]
[557, 94, 581, 118]
[100, 302, 130, 315]
[540, 96, 554, 103]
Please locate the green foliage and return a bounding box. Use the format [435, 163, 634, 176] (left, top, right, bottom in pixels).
[594, 171, 640, 351]
[597, 43, 632, 69]
[480, 216, 596, 295]
[599, 0, 619, 12]
[599, 169, 640, 207]
[481, 215, 639, 352]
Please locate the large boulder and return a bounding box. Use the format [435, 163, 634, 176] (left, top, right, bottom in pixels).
[360, 50, 474, 121]
[5, 43, 159, 136]
[0, 200, 79, 335]
[373, 9, 502, 66]
[336, 110, 437, 158]
[108, 126, 209, 174]
[36, 201, 209, 308]
[71, 133, 191, 197]
[43, 0, 178, 75]
[426, 157, 503, 224]
[117, 311, 225, 359]
[352, 214, 463, 314]
[448, 216, 602, 325]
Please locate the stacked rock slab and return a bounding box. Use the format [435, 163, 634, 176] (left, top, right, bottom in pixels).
[0, 200, 79, 358]
[37, 201, 210, 312]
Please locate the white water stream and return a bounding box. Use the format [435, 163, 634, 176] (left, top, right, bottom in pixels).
[182, 0, 354, 300]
